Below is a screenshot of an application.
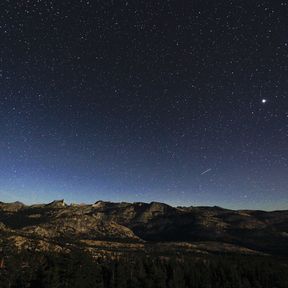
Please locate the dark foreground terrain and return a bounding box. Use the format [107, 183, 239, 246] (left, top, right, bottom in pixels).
[1, 249, 288, 288]
[0, 200, 288, 287]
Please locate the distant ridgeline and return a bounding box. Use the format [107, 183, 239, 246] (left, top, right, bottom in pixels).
[0, 200, 288, 287]
[0, 199, 288, 255]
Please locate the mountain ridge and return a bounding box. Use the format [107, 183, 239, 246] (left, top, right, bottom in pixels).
[3, 199, 286, 212]
[0, 199, 287, 258]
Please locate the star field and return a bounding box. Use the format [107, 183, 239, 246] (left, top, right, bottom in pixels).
[0, 1, 287, 209]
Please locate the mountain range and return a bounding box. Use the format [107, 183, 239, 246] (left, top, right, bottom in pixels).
[0, 200, 287, 257]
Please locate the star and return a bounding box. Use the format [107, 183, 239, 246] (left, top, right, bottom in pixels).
[262, 99, 267, 104]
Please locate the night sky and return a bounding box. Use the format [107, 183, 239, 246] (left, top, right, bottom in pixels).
[0, 1, 287, 210]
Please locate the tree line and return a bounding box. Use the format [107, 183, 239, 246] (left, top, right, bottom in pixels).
[0, 249, 287, 288]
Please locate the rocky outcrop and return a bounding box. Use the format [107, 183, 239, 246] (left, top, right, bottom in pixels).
[0, 201, 25, 212]
[46, 199, 67, 208]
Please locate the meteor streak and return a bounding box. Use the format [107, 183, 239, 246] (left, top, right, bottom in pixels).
[201, 168, 212, 175]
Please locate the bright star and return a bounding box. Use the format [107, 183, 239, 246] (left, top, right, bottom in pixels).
[262, 99, 267, 104]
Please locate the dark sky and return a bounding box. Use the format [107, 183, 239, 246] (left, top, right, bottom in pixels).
[0, 0, 287, 209]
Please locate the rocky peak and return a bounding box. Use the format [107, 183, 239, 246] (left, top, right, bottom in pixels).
[46, 199, 67, 208]
[0, 201, 25, 212]
[92, 200, 108, 208]
[148, 201, 170, 210]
